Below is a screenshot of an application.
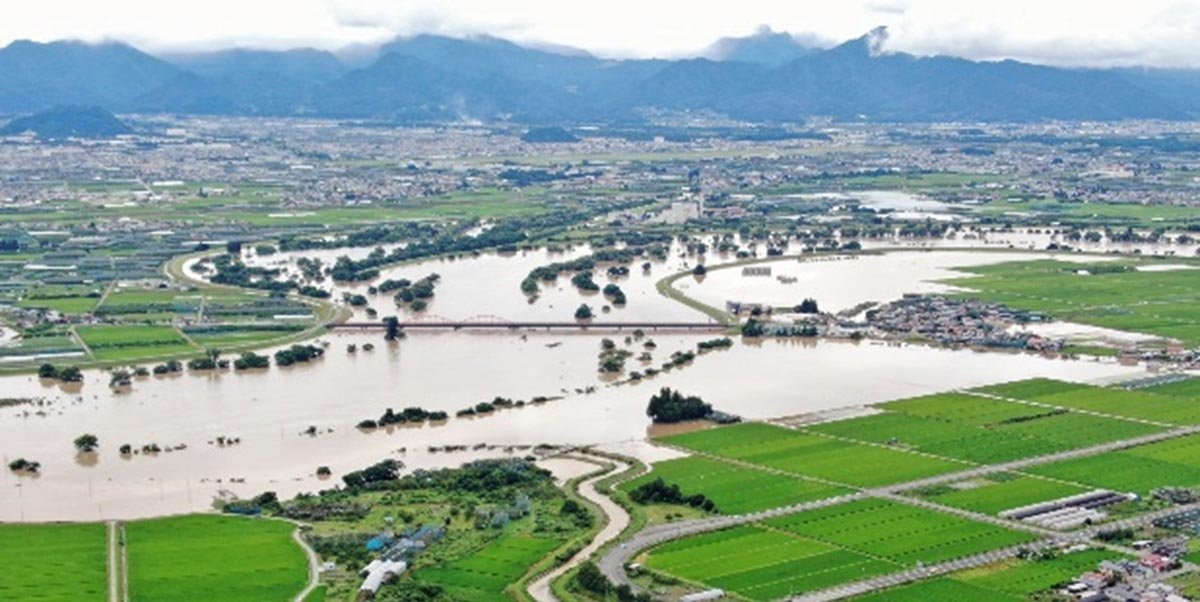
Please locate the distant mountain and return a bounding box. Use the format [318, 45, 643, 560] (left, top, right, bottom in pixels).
[0, 31, 1197, 123]
[0, 105, 131, 138]
[703, 26, 824, 65]
[163, 48, 348, 114]
[0, 40, 177, 113]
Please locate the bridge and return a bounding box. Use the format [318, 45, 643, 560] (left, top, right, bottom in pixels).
[328, 315, 727, 331]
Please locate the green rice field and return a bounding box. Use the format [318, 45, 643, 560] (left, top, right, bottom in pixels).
[126, 515, 307, 602]
[663, 423, 967, 488]
[0, 523, 107, 602]
[621, 456, 851, 514]
[414, 533, 562, 600]
[645, 499, 1036, 600]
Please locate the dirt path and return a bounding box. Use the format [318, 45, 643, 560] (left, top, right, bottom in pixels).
[107, 521, 119, 602]
[291, 525, 321, 602]
[528, 455, 632, 602]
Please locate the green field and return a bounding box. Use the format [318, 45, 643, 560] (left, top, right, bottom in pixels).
[663, 423, 967, 488]
[909, 474, 1088, 515]
[645, 499, 1036, 601]
[854, 548, 1122, 601]
[126, 515, 307, 602]
[943, 259, 1200, 345]
[763, 499, 1036, 567]
[413, 533, 562, 600]
[1027, 434, 1200, 495]
[621, 456, 851, 514]
[979, 379, 1200, 426]
[1141, 377, 1200, 399]
[0, 523, 107, 602]
[75, 325, 199, 361]
[645, 524, 896, 601]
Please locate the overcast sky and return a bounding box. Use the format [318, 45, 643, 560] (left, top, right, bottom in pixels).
[4, 0, 1200, 68]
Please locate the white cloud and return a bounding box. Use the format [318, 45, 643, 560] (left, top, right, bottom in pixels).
[0, 0, 1198, 67]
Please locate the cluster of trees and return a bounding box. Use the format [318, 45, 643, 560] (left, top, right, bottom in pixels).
[696, 337, 733, 351]
[456, 397, 524, 416]
[742, 320, 819, 337]
[629, 477, 717, 512]
[598, 338, 632, 373]
[38, 364, 83, 382]
[394, 458, 553, 495]
[603, 283, 626, 305]
[7, 458, 40, 473]
[795, 298, 820, 314]
[233, 352, 270, 370]
[273, 344, 324, 366]
[187, 349, 227, 370]
[521, 245, 654, 295]
[152, 360, 183, 375]
[571, 271, 600, 291]
[280, 222, 440, 253]
[74, 434, 99, 453]
[342, 458, 404, 489]
[573, 562, 652, 602]
[392, 274, 440, 311]
[360, 406, 449, 429]
[646, 387, 712, 423]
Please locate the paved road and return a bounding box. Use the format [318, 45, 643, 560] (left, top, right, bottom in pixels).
[529, 455, 632, 602]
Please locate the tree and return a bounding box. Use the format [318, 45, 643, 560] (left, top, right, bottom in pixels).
[383, 316, 403, 341]
[692, 264, 707, 276]
[37, 363, 58, 379]
[796, 298, 820, 314]
[74, 434, 99, 453]
[646, 387, 712, 423]
[574, 304, 594, 320]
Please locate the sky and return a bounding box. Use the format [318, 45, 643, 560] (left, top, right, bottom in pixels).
[3, 0, 1200, 68]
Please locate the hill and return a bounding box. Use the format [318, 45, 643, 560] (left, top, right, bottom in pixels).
[0, 105, 132, 139]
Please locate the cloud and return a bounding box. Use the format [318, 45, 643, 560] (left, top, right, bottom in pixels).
[0, 0, 1198, 68]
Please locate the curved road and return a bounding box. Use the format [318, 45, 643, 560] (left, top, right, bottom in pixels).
[291, 523, 321, 602]
[529, 455, 634, 602]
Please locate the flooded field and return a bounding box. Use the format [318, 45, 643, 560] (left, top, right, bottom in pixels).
[8, 243, 1188, 521]
[0, 329, 1142, 522]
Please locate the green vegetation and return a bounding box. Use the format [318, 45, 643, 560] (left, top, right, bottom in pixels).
[1028, 434, 1200, 495]
[853, 548, 1123, 601]
[644, 499, 1035, 600]
[0, 523, 107, 602]
[663, 422, 966, 488]
[126, 515, 307, 602]
[621, 456, 849, 515]
[943, 258, 1200, 345]
[413, 533, 562, 600]
[908, 473, 1087, 515]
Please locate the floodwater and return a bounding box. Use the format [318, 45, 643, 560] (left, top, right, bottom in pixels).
[0, 330, 1142, 522]
[4, 244, 1179, 522]
[682, 250, 1099, 314]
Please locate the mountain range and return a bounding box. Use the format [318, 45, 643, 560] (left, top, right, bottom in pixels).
[0, 27, 1197, 124]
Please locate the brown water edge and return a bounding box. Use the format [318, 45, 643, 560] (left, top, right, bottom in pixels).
[646, 420, 714, 439]
[0, 328, 1145, 523]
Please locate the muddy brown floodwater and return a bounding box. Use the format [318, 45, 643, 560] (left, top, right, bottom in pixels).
[5, 242, 1185, 522]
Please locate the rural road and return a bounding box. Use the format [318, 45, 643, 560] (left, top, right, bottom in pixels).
[291, 523, 321, 602]
[528, 455, 633, 602]
[107, 521, 119, 602]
